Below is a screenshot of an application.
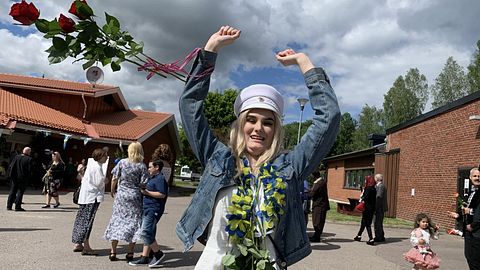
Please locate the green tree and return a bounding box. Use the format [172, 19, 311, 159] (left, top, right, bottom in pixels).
[177, 89, 238, 171]
[431, 56, 468, 109]
[282, 120, 313, 150]
[383, 68, 428, 129]
[351, 105, 385, 150]
[467, 40, 480, 93]
[204, 89, 238, 144]
[328, 112, 356, 156]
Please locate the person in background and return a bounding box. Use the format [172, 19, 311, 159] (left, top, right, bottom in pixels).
[42, 151, 65, 208]
[6, 147, 32, 211]
[374, 173, 388, 242]
[65, 157, 76, 188]
[308, 171, 330, 242]
[76, 158, 87, 184]
[448, 167, 480, 269]
[403, 213, 440, 270]
[302, 179, 311, 226]
[128, 159, 169, 267]
[71, 148, 108, 255]
[104, 142, 149, 262]
[353, 175, 376, 245]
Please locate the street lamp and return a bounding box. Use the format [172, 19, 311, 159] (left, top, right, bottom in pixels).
[297, 98, 309, 144]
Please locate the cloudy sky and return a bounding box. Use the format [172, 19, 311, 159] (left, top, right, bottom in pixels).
[1, 0, 479, 124]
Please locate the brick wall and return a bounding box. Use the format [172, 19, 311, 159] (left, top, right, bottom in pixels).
[387, 100, 480, 228]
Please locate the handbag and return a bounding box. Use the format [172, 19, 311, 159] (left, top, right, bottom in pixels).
[42, 172, 52, 185]
[73, 186, 81, 205]
[354, 201, 366, 212]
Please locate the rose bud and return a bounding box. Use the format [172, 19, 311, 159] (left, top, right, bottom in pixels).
[59, 14, 76, 33]
[68, 0, 89, 20]
[9, 0, 40, 26]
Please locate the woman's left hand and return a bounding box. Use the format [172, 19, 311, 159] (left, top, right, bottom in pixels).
[276, 49, 315, 74]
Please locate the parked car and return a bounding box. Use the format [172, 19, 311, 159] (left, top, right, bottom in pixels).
[179, 165, 201, 181]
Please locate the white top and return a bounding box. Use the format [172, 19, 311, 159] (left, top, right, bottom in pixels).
[195, 186, 278, 270]
[410, 228, 439, 247]
[78, 160, 106, 204]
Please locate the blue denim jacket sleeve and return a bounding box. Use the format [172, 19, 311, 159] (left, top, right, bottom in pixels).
[288, 68, 340, 182]
[179, 50, 227, 166]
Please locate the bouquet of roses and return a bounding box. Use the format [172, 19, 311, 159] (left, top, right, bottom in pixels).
[8, 0, 201, 81]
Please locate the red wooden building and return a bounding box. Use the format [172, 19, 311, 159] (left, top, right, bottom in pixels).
[0, 73, 180, 186]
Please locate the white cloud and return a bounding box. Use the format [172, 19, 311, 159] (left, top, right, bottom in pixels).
[1, 0, 479, 124]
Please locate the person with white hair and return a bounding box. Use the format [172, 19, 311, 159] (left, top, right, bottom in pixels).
[374, 173, 388, 242]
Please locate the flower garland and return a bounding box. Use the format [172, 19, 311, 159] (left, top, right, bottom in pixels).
[222, 159, 286, 269]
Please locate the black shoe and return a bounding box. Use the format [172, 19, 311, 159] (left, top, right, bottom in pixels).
[374, 237, 385, 242]
[309, 236, 321, 242]
[353, 236, 361, 242]
[53, 203, 60, 208]
[366, 239, 375, 246]
[41, 204, 50, 208]
[6, 207, 12, 211]
[14, 208, 26, 211]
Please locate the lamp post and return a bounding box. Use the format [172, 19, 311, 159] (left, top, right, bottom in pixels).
[297, 98, 309, 144]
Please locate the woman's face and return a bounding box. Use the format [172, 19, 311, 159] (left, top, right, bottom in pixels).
[243, 108, 275, 159]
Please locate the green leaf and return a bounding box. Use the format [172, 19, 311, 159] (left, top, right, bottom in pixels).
[221, 254, 236, 267]
[244, 238, 254, 247]
[76, 1, 94, 18]
[82, 59, 95, 70]
[47, 19, 62, 35]
[257, 259, 266, 270]
[47, 48, 69, 64]
[35, 19, 49, 33]
[247, 248, 262, 259]
[123, 32, 133, 42]
[111, 61, 121, 72]
[101, 57, 112, 66]
[237, 244, 248, 256]
[104, 47, 116, 58]
[105, 12, 120, 28]
[52, 37, 68, 51]
[102, 24, 111, 35]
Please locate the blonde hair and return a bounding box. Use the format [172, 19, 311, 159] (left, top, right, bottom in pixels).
[229, 109, 283, 176]
[128, 142, 144, 163]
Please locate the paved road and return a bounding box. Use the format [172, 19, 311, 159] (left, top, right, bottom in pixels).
[0, 187, 468, 270]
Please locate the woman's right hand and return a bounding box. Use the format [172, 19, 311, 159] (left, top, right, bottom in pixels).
[204, 25, 241, 53]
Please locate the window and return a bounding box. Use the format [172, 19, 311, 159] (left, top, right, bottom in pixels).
[344, 168, 374, 189]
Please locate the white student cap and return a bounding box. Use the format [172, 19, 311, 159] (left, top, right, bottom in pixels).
[233, 84, 284, 117]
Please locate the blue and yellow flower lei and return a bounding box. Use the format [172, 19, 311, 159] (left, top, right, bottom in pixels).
[222, 159, 286, 269]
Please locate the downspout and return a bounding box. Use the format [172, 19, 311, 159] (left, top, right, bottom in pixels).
[82, 94, 87, 119]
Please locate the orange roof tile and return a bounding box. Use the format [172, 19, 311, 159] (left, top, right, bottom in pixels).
[0, 73, 117, 94]
[90, 110, 173, 141]
[0, 89, 87, 134]
[0, 113, 10, 126]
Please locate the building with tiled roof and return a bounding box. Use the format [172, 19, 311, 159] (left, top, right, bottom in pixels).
[0, 73, 179, 186]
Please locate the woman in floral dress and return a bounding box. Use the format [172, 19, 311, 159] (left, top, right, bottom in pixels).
[104, 142, 149, 262]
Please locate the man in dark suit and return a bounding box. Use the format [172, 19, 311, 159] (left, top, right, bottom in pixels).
[374, 173, 388, 242]
[308, 171, 330, 242]
[6, 147, 32, 211]
[449, 167, 480, 269]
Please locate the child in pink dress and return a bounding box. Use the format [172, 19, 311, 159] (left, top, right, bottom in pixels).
[404, 213, 440, 269]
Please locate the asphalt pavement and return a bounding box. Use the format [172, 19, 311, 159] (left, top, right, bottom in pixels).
[0, 186, 468, 270]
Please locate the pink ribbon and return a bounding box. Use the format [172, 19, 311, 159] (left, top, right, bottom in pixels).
[138, 48, 214, 80]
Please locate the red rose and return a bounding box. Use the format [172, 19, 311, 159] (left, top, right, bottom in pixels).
[9, 0, 40, 26]
[68, 0, 89, 20]
[59, 14, 76, 33]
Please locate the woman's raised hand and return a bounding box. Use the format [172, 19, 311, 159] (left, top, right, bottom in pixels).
[204, 25, 241, 53]
[276, 49, 315, 74]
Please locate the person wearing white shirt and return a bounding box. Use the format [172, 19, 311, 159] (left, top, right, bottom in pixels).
[71, 148, 108, 255]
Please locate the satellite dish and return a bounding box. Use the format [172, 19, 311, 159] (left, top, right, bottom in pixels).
[86, 66, 104, 86]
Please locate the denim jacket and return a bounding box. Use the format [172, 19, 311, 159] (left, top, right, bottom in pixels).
[176, 50, 340, 267]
